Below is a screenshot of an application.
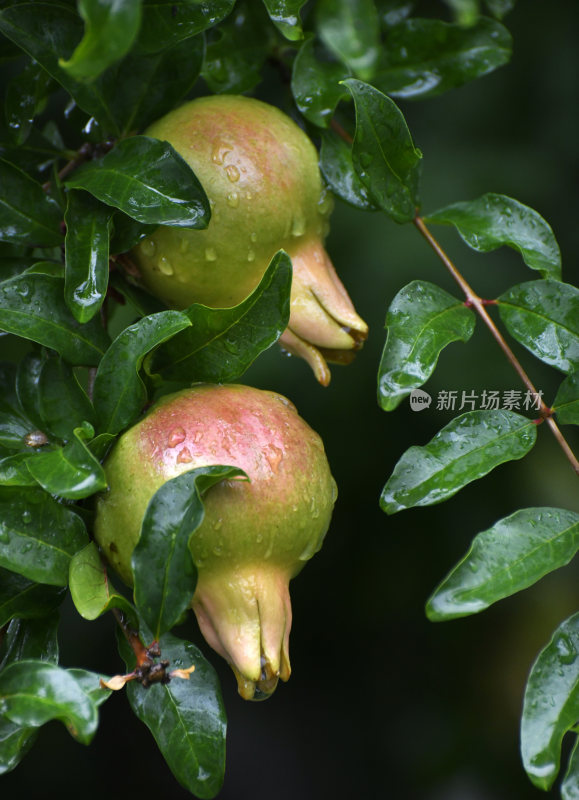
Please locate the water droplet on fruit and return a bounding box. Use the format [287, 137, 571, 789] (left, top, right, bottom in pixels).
[168, 427, 186, 448]
[225, 164, 240, 182]
[291, 215, 306, 237]
[177, 447, 192, 464]
[141, 238, 156, 256]
[265, 444, 283, 473]
[247, 250, 255, 262]
[158, 256, 174, 275]
[213, 518, 223, 531]
[250, 232, 257, 243]
[205, 247, 217, 261]
[212, 140, 232, 165]
[227, 192, 239, 208]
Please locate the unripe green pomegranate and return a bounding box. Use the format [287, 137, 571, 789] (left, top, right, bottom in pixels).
[94, 384, 337, 700]
[130, 95, 368, 385]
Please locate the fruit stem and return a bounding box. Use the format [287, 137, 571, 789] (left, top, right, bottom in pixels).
[413, 215, 579, 476]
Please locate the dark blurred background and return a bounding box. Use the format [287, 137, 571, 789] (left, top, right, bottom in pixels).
[3, 0, 579, 797]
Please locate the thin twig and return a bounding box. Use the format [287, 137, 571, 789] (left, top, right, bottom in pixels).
[414, 215, 579, 476]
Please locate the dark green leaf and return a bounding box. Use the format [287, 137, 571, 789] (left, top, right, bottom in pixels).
[0, 567, 65, 627]
[137, 0, 235, 54]
[0, 718, 36, 775]
[26, 423, 107, 500]
[262, 0, 305, 41]
[69, 542, 136, 622]
[317, 0, 380, 79]
[93, 310, 191, 435]
[110, 212, 157, 255]
[65, 137, 211, 228]
[0, 453, 38, 486]
[36, 356, 95, 439]
[562, 738, 579, 800]
[291, 37, 349, 128]
[150, 250, 292, 384]
[426, 508, 579, 621]
[553, 372, 579, 426]
[0, 660, 98, 744]
[59, 0, 141, 81]
[426, 193, 561, 280]
[133, 466, 247, 640]
[0, 614, 59, 671]
[343, 79, 422, 223]
[109, 272, 166, 317]
[497, 280, 579, 374]
[320, 129, 378, 210]
[122, 631, 226, 798]
[5, 60, 53, 146]
[64, 190, 114, 323]
[0, 404, 31, 451]
[0, 273, 110, 366]
[15, 353, 46, 431]
[68, 668, 111, 707]
[0, 258, 36, 283]
[202, 1, 270, 94]
[0, 486, 88, 584]
[521, 612, 579, 790]
[0, 158, 62, 247]
[381, 409, 537, 514]
[378, 280, 475, 411]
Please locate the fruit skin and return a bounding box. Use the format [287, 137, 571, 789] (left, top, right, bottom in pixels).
[131, 95, 368, 385]
[94, 384, 337, 699]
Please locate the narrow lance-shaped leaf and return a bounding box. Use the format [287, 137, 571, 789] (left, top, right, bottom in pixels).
[317, 0, 380, 79]
[378, 280, 475, 411]
[0, 567, 65, 628]
[65, 137, 211, 228]
[59, 0, 142, 81]
[0, 158, 62, 247]
[0, 273, 110, 366]
[373, 17, 512, 99]
[262, 0, 306, 41]
[36, 356, 95, 440]
[521, 612, 579, 791]
[343, 79, 422, 223]
[93, 310, 192, 436]
[553, 372, 579, 426]
[150, 250, 292, 384]
[136, 0, 235, 54]
[69, 542, 136, 623]
[425, 193, 561, 280]
[64, 190, 114, 323]
[320, 129, 378, 211]
[381, 409, 537, 514]
[497, 280, 579, 374]
[120, 631, 227, 799]
[291, 37, 349, 128]
[426, 508, 579, 621]
[133, 466, 248, 640]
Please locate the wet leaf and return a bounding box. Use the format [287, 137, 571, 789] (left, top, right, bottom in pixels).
[497, 280, 579, 374]
[0, 158, 62, 247]
[291, 37, 349, 128]
[121, 631, 226, 799]
[150, 250, 292, 384]
[0, 453, 39, 486]
[0, 273, 110, 366]
[5, 60, 53, 146]
[69, 542, 136, 622]
[110, 213, 157, 255]
[93, 310, 191, 436]
[0, 614, 59, 671]
[59, 0, 141, 81]
[521, 612, 579, 790]
[262, 0, 305, 41]
[0, 486, 88, 584]
[64, 190, 114, 323]
[381, 409, 537, 514]
[378, 280, 475, 411]
[133, 466, 247, 640]
[0, 718, 37, 775]
[15, 353, 46, 431]
[0, 567, 65, 627]
[137, 0, 235, 54]
[320, 129, 378, 210]
[427, 508, 579, 621]
[343, 79, 422, 223]
[35, 356, 95, 440]
[65, 137, 211, 228]
[426, 193, 561, 280]
[553, 372, 579, 426]
[317, 0, 380, 79]
[562, 738, 579, 800]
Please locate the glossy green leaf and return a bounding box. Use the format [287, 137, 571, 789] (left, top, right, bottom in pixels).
[427, 508, 579, 621]
[137, 0, 235, 54]
[68, 668, 111, 707]
[134, 466, 247, 640]
[378, 280, 475, 411]
[15, 353, 46, 432]
[93, 310, 191, 435]
[553, 372, 579, 426]
[150, 250, 292, 384]
[26, 423, 107, 500]
[0, 614, 59, 671]
[0, 158, 62, 247]
[5, 60, 53, 146]
[562, 738, 579, 800]
[108, 272, 166, 317]
[0, 486, 88, 584]
[317, 0, 380, 79]
[262, 0, 305, 41]
[426, 194, 561, 280]
[36, 356, 95, 439]
[0, 718, 37, 775]
[291, 37, 349, 128]
[320, 129, 378, 210]
[343, 79, 422, 223]
[0, 401, 31, 451]
[122, 631, 226, 799]
[59, 0, 141, 81]
[0, 660, 98, 744]
[69, 542, 135, 622]
[64, 190, 114, 323]
[110, 212, 157, 255]
[498, 280, 579, 374]
[0, 453, 38, 486]
[521, 612, 579, 790]
[381, 409, 537, 514]
[0, 273, 110, 366]
[0, 258, 36, 283]
[0, 567, 65, 627]
[203, 1, 270, 95]
[65, 137, 211, 228]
